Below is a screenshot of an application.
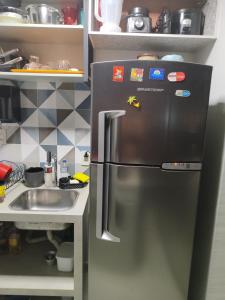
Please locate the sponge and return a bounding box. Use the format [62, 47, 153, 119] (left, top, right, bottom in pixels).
[72, 173, 90, 183]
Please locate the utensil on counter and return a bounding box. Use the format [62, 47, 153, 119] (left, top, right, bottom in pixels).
[62, 6, 78, 25]
[24, 167, 44, 188]
[26, 4, 63, 24]
[0, 48, 19, 60]
[0, 6, 28, 24]
[0, 56, 23, 71]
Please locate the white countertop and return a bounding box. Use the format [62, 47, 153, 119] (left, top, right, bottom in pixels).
[0, 182, 89, 223]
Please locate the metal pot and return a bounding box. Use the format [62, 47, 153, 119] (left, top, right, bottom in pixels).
[26, 4, 63, 24]
[24, 167, 45, 188]
[171, 9, 205, 35]
[0, 6, 28, 24]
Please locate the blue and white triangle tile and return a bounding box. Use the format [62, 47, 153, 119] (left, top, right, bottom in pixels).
[74, 90, 91, 109]
[74, 110, 90, 129]
[38, 90, 55, 107]
[38, 109, 57, 128]
[21, 128, 39, 145]
[37, 81, 56, 90]
[39, 128, 57, 145]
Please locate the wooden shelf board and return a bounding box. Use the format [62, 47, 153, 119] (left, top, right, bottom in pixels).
[0, 72, 84, 82]
[89, 31, 217, 53]
[0, 24, 83, 45]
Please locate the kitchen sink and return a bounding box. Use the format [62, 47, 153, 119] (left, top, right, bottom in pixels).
[9, 189, 78, 212]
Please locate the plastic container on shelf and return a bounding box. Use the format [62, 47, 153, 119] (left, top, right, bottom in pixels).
[56, 242, 74, 272]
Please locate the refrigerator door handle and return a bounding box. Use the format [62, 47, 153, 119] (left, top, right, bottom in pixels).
[98, 110, 126, 163]
[96, 164, 120, 243]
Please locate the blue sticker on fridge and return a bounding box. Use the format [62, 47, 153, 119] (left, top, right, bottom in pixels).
[149, 68, 165, 80]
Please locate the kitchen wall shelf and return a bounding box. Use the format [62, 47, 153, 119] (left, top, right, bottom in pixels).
[0, 24, 83, 45]
[89, 32, 217, 53]
[0, 241, 74, 296]
[0, 72, 84, 82]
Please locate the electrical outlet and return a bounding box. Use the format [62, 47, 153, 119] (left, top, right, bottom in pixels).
[0, 126, 7, 145]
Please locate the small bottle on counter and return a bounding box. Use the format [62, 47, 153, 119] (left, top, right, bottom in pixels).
[60, 159, 70, 179]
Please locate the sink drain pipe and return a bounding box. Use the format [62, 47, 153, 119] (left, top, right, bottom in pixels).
[47, 230, 60, 250]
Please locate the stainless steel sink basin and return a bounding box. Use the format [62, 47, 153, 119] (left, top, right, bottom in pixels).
[9, 189, 78, 211]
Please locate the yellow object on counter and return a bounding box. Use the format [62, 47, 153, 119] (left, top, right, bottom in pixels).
[0, 185, 5, 197]
[72, 173, 90, 183]
[0, 185, 6, 203]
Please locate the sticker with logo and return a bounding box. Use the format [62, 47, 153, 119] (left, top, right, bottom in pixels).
[168, 72, 186, 82]
[149, 68, 165, 81]
[130, 68, 144, 82]
[112, 66, 124, 82]
[175, 90, 191, 97]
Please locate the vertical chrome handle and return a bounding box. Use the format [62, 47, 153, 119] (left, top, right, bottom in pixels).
[98, 110, 126, 162]
[96, 164, 120, 242]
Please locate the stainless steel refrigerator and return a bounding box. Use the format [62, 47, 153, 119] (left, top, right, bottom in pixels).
[88, 60, 212, 300]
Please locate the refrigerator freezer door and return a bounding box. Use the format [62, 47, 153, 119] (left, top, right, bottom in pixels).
[89, 163, 201, 300]
[91, 60, 212, 165]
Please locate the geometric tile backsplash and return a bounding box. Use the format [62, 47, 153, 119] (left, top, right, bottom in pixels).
[0, 80, 91, 174]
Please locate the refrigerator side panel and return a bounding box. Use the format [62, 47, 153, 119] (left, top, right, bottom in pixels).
[88, 163, 201, 300]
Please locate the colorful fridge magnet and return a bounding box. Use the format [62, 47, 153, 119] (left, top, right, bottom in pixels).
[175, 90, 191, 97]
[112, 66, 124, 82]
[149, 68, 165, 80]
[168, 72, 186, 82]
[130, 68, 144, 82]
[127, 96, 141, 108]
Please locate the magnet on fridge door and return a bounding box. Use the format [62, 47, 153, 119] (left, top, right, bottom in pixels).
[149, 68, 165, 80]
[168, 72, 186, 82]
[127, 96, 141, 108]
[130, 68, 144, 82]
[175, 90, 191, 97]
[112, 66, 124, 82]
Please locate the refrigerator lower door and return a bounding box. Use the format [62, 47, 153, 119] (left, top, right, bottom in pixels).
[89, 163, 201, 300]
